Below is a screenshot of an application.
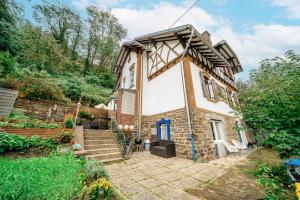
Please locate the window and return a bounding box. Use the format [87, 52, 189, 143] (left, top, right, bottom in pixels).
[129, 64, 135, 88]
[201, 73, 215, 100]
[210, 120, 223, 141]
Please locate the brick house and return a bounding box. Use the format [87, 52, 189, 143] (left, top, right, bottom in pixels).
[107, 24, 253, 160]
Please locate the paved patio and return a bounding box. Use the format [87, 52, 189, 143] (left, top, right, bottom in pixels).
[105, 152, 249, 200]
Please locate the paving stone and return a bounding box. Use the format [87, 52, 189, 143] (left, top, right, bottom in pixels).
[138, 178, 164, 189]
[156, 171, 186, 183]
[169, 176, 200, 189]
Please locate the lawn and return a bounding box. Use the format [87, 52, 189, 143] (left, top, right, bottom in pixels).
[0, 154, 83, 200]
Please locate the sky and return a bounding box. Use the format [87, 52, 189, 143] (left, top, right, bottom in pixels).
[19, 0, 300, 80]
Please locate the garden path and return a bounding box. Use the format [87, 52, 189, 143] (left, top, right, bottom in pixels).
[105, 151, 263, 200]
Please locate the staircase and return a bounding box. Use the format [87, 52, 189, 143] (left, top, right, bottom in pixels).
[84, 129, 123, 164]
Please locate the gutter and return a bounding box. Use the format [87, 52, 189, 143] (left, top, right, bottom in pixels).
[179, 28, 197, 161]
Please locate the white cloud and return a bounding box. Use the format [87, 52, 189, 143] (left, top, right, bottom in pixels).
[271, 0, 300, 19]
[111, 2, 219, 39]
[72, 0, 121, 10]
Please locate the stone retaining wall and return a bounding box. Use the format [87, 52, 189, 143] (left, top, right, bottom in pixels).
[141, 108, 243, 161]
[0, 127, 74, 138]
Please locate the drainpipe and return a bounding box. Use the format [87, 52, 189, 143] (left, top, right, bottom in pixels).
[179, 28, 197, 161]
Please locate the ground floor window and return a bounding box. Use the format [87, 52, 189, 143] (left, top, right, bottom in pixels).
[210, 120, 225, 158]
[210, 120, 223, 141]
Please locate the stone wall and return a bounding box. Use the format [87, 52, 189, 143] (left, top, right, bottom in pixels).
[141, 107, 241, 161]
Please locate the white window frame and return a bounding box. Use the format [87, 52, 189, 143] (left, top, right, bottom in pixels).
[211, 120, 224, 142]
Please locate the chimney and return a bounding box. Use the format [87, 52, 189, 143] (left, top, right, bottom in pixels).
[201, 31, 212, 44]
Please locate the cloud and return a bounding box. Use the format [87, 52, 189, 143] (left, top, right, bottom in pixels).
[111, 2, 219, 39]
[72, 0, 121, 10]
[271, 0, 300, 19]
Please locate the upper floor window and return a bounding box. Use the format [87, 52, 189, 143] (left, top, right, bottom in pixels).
[200, 71, 216, 101]
[129, 64, 135, 88]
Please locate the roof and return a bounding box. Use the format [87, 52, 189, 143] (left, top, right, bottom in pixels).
[114, 24, 243, 75]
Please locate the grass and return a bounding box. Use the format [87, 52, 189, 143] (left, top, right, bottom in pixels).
[0, 154, 83, 200]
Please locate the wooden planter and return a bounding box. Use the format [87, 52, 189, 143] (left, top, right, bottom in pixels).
[0, 127, 74, 138]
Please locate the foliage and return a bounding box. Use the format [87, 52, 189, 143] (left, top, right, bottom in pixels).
[0, 1, 123, 105]
[57, 131, 73, 144]
[85, 6, 127, 72]
[83, 159, 109, 184]
[255, 162, 295, 200]
[238, 51, 300, 158]
[0, 109, 60, 129]
[80, 159, 113, 199]
[0, 154, 83, 200]
[64, 113, 74, 128]
[0, 133, 56, 153]
[0, 51, 15, 77]
[86, 178, 113, 200]
[0, 0, 21, 55]
[78, 111, 92, 119]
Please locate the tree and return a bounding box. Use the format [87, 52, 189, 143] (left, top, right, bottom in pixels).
[238, 50, 300, 158]
[33, 3, 83, 58]
[85, 6, 127, 73]
[0, 0, 21, 54]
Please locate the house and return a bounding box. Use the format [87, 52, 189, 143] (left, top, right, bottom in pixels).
[107, 24, 252, 160]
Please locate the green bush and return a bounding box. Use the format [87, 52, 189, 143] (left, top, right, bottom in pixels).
[0, 154, 83, 200]
[255, 162, 295, 200]
[0, 51, 15, 77]
[78, 111, 92, 119]
[64, 119, 74, 129]
[238, 51, 300, 158]
[57, 131, 73, 144]
[0, 133, 56, 153]
[83, 159, 109, 183]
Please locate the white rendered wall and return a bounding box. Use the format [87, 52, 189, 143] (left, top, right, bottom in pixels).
[121, 51, 137, 90]
[142, 59, 185, 116]
[107, 99, 116, 111]
[190, 62, 236, 117]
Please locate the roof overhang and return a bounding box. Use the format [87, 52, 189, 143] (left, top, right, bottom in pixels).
[214, 40, 243, 74]
[114, 24, 242, 74]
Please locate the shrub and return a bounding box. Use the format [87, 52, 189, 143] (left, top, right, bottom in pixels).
[255, 162, 295, 199]
[83, 159, 109, 183]
[64, 113, 74, 129]
[78, 111, 92, 120]
[57, 131, 73, 144]
[86, 178, 113, 200]
[0, 51, 15, 77]
[0, 133, 56, 153]
[0, 154, 83, 199]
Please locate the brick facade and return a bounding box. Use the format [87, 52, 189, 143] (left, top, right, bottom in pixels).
[141, 107, 244, 161]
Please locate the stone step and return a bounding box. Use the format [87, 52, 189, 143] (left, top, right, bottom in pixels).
[84, 136, 113, 140]
[101, 157, 124, 164]
[86, 152, 123, 161]
[87, 148, 120, 155]
[83, 129, 111, 135]
[85, 144, 119, 150]
[84, 139, 115, 145]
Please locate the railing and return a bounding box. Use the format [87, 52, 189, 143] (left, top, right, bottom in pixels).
[109, 118, 125, 149]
